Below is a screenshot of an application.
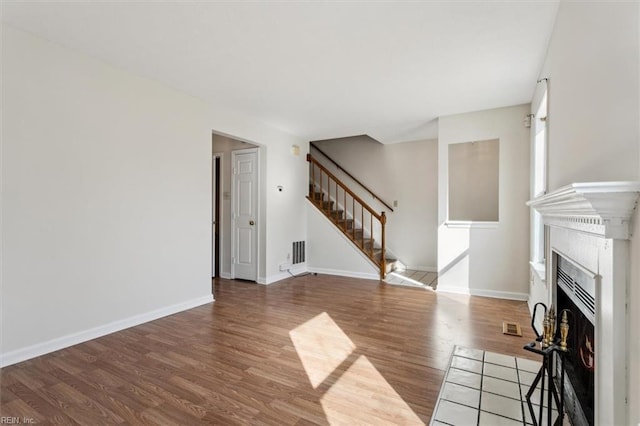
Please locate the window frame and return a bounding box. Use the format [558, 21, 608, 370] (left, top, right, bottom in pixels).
[531, 88, 548, 266]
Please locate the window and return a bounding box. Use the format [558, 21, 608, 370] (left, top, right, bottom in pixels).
[532, 90, 547, 264]
[533, 92, 547, 197]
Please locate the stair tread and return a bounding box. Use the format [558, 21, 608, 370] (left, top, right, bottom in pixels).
[307, 187, 397, 278]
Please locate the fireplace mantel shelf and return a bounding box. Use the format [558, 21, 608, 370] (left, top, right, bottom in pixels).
[527, 181, 640, 239]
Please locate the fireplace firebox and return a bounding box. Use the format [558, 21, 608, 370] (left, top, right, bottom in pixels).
[555, 253, 595, 426]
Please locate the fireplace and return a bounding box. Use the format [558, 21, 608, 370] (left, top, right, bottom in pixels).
[555, 253, 595, 426]
[527, 181, 640, 426]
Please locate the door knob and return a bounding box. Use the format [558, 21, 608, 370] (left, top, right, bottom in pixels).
[249, 220, 255, 226]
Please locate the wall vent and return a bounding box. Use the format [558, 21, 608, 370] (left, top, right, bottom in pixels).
[292, 241, 305, 264]
[556, 254, 596, 324]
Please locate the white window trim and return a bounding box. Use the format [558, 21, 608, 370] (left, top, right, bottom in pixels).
[530, 86, 548, 265]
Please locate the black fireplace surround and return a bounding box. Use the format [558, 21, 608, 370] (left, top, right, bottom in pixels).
[555, 254, 595, 426]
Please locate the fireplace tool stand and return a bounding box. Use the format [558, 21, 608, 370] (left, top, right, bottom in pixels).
[523, 303, 570, 426]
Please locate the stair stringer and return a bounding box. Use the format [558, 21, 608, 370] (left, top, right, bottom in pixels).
[305, 200, 380, 280]
[311, 184, 375, 242]
[309, 183, 401, 276]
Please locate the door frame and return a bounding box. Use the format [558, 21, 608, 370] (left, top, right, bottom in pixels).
[230, 147, 261, 281]
[212, 153, 223, 278]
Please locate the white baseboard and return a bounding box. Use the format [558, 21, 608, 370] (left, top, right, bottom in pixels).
[401, 265, 437, 272]
[307, 267, 379, 281]
[437, 286, 528, 301]
[263, 264, 309, 284]
[0, 294, 214, 368]
[261, 272, 286, 284]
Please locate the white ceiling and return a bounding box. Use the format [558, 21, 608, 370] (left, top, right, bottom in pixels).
[1, 1, 559, 143]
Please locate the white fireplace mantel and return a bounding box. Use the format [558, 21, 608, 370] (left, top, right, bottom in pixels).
[527, 181, 640, 426]
[527, 181, 640, 239]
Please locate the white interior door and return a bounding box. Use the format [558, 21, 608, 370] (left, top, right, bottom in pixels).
[231, 148, 258, 281]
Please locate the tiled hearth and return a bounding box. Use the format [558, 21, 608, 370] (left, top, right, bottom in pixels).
[431, 346, 558, 426]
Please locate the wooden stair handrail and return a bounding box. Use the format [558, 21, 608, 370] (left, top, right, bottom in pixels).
[310, 142, 394, 212]
[307, 154, 388, 279]
[307, 154, 383, 222]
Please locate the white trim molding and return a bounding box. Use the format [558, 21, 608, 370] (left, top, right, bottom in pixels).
[527, 181, 640, 239]
[307, 267, 379, 281]
[444, 220, 499, 229]
[529, 260, 546, 282]
[262, 264, 309, 284]
[0, 295, 214, 368]
[437, 286, 528, 301]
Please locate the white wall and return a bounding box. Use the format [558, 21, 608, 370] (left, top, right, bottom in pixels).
[438, 105, 531, 299]
[1, 26, 213, 364]
[634, 4, 640, 420]
[545, 2, 639, 189]
[312, 136, 438, 271]
[535, 2, 640, 423]
[306, 203, 379, 280]
[263, 141, 308, 284]
[1, 23, 310, 365]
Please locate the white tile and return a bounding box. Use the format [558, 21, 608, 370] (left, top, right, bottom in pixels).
[520, 380, 541, 402]
[454, 346, 484, 361]
[435, 347, 562, 426]
[516, 357, 542, 374]
[485, 351, 516, 368]
[441, 382, 481, 408]
[523, 403, 558, 425]
[483, 363, 518, 382]
[480, 392, 523, 422]
[452, 355, 483, 374]
[447, 368, 482, 389]
[479, 410, 524, 426]
[527, 386, 553, 407]
[518, 370, 539, 387]
[482, 376, 521, 399]
[434, 399, 479, 425]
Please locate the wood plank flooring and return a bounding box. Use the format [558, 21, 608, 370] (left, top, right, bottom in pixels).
[1, 275, 537, 425]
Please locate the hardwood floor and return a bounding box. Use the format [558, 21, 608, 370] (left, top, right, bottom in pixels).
[1, 275, 537, 425]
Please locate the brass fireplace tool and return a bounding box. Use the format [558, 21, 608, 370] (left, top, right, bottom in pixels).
[539, 304, 571, 350]
[559, 309, 570, 351]
[524, 303, 572, 426]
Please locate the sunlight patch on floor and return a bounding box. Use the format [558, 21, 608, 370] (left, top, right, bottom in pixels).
[290, 312, 424, 424]
[320, 355, 425, 425]
[289, 312, 355, 388]
[385, 269, 438, 290]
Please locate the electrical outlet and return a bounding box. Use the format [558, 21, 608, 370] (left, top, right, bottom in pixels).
[287, 253, 291, 260]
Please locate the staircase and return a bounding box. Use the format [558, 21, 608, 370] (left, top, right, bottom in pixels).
[307, 154, 398, 279]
